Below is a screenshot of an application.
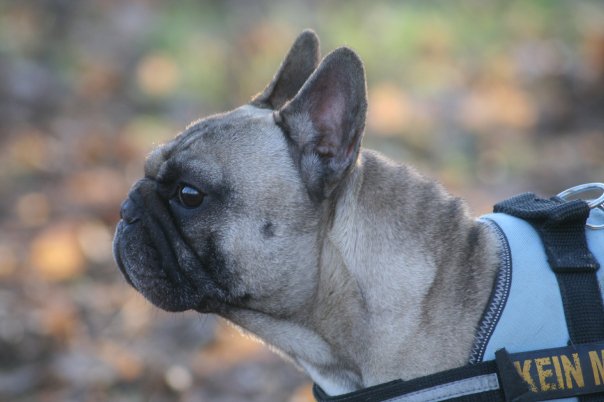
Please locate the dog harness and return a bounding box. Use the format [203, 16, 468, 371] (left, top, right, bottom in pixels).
[314, 183, 604, 402]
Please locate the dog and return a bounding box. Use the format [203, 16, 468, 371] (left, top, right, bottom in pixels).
[114, 30, 603, 399]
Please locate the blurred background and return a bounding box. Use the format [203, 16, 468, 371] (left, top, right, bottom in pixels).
[1, 0, 604, 401]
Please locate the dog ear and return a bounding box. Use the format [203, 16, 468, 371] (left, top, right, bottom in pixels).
[251, 29, 320, 110]
[276, 47, 367, 202]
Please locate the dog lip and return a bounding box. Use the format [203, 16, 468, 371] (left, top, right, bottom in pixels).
[122, 188, 187, 286]
[120, 198, 140, 224]
[113, 211, 189, 290]
[112, 222, 137, 289]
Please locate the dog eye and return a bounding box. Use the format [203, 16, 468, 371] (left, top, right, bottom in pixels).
[177, 184, 205, 208]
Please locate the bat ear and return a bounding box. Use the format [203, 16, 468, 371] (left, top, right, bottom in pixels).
[251, 30, 320, 110]
[277, 47, 367, 201]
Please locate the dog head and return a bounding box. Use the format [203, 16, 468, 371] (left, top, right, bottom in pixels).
[113, 30, 367, 318]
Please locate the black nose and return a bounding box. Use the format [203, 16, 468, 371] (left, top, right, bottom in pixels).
[120, 198, 140, 224]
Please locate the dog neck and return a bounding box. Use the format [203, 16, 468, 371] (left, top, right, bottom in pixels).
[224, 149, 500, 396]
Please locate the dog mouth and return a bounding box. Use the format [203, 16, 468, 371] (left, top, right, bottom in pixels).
[113, 219, 202, 312]
[113, 180, 230, 312]
[113, 220, 167, 288]
[112, 224, 136, 288]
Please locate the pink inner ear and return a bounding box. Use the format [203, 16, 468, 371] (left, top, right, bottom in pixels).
[313, 89, 346, 156]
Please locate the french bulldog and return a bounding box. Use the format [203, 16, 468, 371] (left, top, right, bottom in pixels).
[113, 30, 501, 396]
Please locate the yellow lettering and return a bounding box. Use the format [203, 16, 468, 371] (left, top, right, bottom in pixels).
[562, 353, 585, 389]
[589, 350, 604, 386]
[551, 355, 565, 390]
[514, 360, 538, 392]
[536, 357, 556, 391]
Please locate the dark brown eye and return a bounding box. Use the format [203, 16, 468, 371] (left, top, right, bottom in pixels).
[177, 184, 204, 208]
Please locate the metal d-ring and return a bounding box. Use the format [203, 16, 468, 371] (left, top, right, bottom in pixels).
[557, 183, 604, 229]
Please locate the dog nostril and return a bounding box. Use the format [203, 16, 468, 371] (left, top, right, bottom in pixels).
[120, 198, 140, 224]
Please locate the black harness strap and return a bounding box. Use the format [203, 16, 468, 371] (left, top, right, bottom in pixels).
[313, 360, 504, 402]
[314, 341, 604, 401]
[494, 193, 604, 402]
[494, 193, 604, 346]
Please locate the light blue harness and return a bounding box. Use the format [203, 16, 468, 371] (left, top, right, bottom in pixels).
[470, 207, 604, 402]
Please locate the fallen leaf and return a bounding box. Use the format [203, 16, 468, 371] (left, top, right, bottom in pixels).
[16, 192, 50, 228]
[136, 52, 180, 97]
[367, 83, 412, 135]
[76, 220, 113, 264]
[0, 243, 18, 278]
[460, 83, 536, 131]
[29, 221, 85, 281]
[99, 341, 143, 381]
[7, 128, 52, 172]
[38, 299, 78, 340]
[65, 168, 128, 209]
[193, 321, 266, 375]
[289, 383, 315, 402]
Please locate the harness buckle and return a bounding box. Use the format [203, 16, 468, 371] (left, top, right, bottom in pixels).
[557, 183, 604, 230]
